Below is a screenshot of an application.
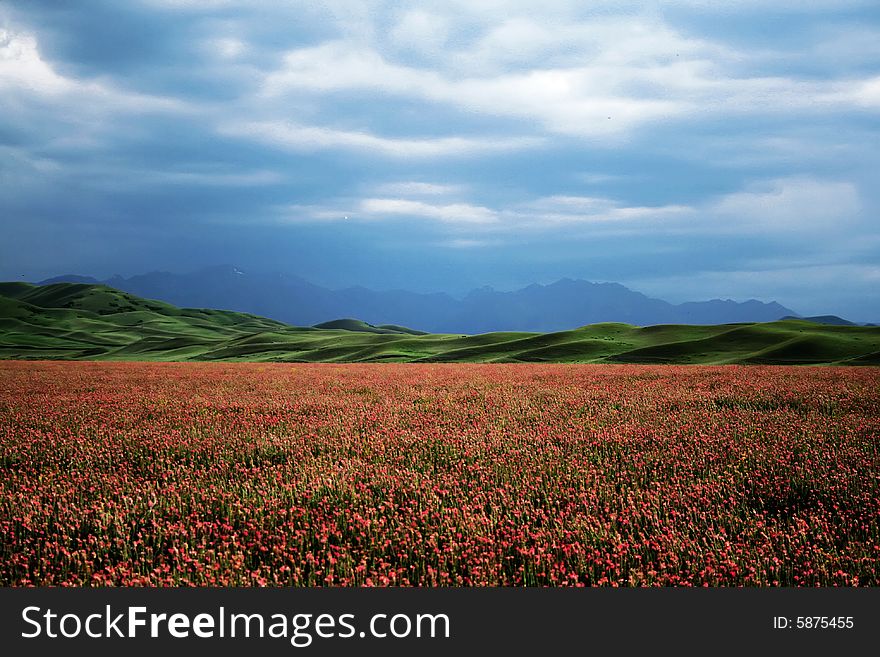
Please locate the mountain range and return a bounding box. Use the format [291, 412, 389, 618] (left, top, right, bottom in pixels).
[39, 265, 801, 333]
[3, 281, 878, 364]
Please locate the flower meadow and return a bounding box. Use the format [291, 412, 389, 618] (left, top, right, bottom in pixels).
[0, 361, 878, 587]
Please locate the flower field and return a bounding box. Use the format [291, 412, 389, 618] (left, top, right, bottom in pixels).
[1, 360, 878, 586]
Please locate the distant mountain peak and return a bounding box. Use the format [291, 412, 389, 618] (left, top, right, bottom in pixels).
[32, 267, 808, 333]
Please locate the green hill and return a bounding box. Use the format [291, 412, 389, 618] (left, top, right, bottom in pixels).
[1, 282, 878, 364]
[312, 318, 419, 334]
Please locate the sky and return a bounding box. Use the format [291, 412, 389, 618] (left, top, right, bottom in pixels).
[1, 1, 878, 319]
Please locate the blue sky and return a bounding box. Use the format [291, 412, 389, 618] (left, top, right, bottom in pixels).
[1, 1, 878, 319]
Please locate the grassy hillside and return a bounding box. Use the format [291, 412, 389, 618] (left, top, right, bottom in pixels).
[1, 282, 878, 364]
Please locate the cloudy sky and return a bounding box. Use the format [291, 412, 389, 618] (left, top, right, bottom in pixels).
[1, 1, 878, 319]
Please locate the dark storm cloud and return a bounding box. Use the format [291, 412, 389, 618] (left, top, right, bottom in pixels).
[1, 0, 878, 319]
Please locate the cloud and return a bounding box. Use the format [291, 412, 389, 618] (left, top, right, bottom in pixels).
[0, 27, 190, 113]
[205, 37, 247, 59]
[1, 1, 879, 318]
[712, 177, 861, 230]
[85, 167, 284, 191]
[219, 120, 540, 157]
[511, 178, 866, 237]
[278, 197, 498, 224]
[258, 38, 688, 139]
[848, 76, 880, 108]
[0, 145, 61, 174]
[661, 0, 874, 11]
[274, 176, 866, 243]
[0, 28, 73, 94]
[577, 173, 629, 185]
[260, 40, 437, 98]
[140, 0, 239, 10]
[439, 238, 495, 249]
[255, 17, 880, 142]
[513, 195, 692, 225]
[373, 181, 465, 196]
[359, 198, 498, 224]
[277, 191, 692, 230]
[388, 9, 451, 55]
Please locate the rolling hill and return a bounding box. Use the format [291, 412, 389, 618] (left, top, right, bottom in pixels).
[1, 282, 878, 365]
